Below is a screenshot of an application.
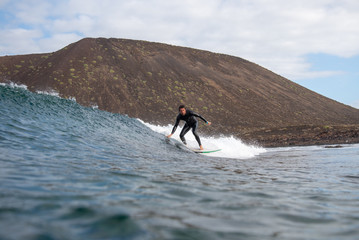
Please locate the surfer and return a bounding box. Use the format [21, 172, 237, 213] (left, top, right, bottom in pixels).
[167, 105, 211, 150]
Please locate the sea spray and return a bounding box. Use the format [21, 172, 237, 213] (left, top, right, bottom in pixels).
[0, 81, 27, 89]
[36, 89, 61, 98]
[139, 120, 266, 159]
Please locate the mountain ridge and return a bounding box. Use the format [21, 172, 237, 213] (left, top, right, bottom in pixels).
[1, 37, 358, 146]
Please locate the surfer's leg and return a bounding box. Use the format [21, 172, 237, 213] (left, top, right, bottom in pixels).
[180, 124, 191, 145]
[192, 122, 202, 147]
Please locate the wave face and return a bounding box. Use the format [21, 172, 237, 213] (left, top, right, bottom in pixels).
[0, 83, 187, 163]
[2, 83, 358, 240]
[0, 82, 264, 162]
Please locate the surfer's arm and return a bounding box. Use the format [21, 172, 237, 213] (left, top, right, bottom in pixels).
[167, 116, 180, 137]
[193, 112, 211, 125]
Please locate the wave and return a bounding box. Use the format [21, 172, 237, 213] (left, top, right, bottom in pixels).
[1, 82, 201, 164]
[1, 82, 265, 161]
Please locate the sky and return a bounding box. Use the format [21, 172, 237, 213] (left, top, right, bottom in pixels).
[1, 0, 358, 109]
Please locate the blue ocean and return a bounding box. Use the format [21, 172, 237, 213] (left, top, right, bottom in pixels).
[1, 83, 358, 240]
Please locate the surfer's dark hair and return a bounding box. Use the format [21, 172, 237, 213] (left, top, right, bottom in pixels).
[178, 105, 186, 110]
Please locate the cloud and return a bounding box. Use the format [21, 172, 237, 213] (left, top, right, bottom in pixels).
[38, 33, 83, 53]
[351, 100, 359, 109]
[13, 0, 52, 25]
[0, 28, 43, 54]
[1, 0, 359, 81]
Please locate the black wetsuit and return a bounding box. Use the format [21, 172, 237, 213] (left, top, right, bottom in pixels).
[171, 110, 208, 146]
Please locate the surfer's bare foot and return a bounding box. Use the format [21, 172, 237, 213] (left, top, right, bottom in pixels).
[200, 145, 204, 150]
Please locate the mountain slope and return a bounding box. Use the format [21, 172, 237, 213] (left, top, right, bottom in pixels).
[1, 38, 358, 146]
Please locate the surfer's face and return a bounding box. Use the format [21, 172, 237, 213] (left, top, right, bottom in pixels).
[179, 108, 186, 116]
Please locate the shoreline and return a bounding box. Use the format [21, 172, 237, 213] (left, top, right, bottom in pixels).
[241, 125, 359, 148]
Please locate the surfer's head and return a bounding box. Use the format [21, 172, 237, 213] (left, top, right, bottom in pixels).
[179, 105, 186, 116]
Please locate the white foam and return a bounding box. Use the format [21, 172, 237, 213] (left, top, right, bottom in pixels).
[0, 81, 80, 104]
[139, 120, 266, 159]
[1, 81, 28, 90]
[36, 89, 60, 97]
[36, 89, 77, 103]
[68, 96, 77, 102]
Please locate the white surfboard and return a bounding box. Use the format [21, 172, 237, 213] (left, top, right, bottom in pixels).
[166, 138, 221, 154]
[189, 148, 222, 154]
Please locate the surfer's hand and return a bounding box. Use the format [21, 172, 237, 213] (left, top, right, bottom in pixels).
[167, 134, 173, 138]
[206, 122, 212, 126]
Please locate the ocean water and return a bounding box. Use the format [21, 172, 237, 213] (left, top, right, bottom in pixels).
[1, 83, 358, 240]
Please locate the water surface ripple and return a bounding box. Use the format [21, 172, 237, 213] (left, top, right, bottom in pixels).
[1, 84, 359, 240]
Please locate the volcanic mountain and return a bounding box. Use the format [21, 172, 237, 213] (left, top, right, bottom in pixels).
[1, 38, 358, 146]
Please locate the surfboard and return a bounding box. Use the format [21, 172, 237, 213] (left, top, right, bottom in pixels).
[189, 148, 222, 154]
[165, 138, 221, 154]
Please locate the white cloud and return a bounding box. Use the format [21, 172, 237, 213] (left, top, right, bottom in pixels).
[0, 0, 10, 7]
[1, 0, 359, 81]
[13, 0, 52, 25]
[38, 33, 83, 53]
[352, 100, 359, 109]
[0, 28, 43, 54]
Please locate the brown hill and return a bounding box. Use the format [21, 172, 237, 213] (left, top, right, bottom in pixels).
[1, 37, 358, 146]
